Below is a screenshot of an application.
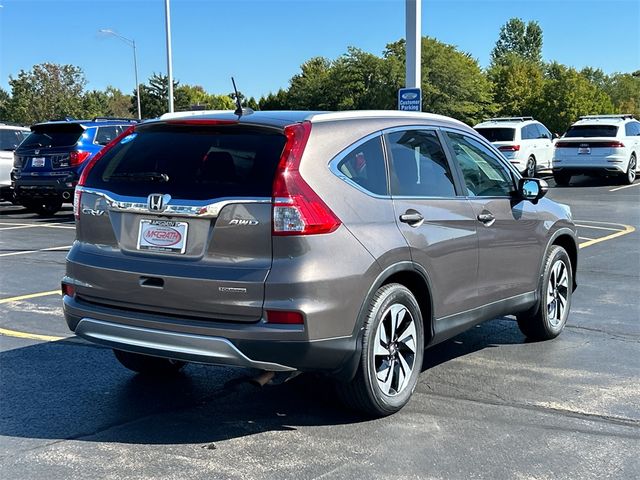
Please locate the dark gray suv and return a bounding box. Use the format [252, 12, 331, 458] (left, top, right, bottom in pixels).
[62, 110, 578, 416]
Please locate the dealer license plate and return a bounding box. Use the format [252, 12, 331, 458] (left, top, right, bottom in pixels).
[137, 219, 189, 253]
[32, 157, 45, 167]
[578, 147, 590, 155]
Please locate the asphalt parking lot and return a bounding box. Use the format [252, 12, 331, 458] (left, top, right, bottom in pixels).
[0, 176, 638, 480]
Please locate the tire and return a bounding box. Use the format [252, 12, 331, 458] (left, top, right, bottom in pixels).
[517, 246, 572, 341]
[113, 349, 186, 375]
[336, 283, 424, 417]
[553, 172, 571, 186]
[622, 154, 636, 185]
[21, 199, 63, 216]
[523, 156, 536, 178]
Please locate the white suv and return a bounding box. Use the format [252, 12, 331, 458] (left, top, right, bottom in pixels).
[0, 123, 30, 201]
[553, 115, 639, 185]
[474, 117, 555, 178]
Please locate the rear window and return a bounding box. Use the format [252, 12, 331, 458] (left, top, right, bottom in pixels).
[85, 124, 287, 200]
[20, 127, 83, 149]
[0, 129, 29, 151]
[565, 125, 618, 138]
[474, 128, 515, 142]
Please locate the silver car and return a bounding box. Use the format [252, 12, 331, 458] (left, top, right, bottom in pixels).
[62, 110, 578, 416]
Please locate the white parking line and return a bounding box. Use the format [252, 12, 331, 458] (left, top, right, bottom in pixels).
[0, 222, 75, 230]
[609, 182, 640, 192]
[0, 245, 72, 257]
[578, 237, 595, 241]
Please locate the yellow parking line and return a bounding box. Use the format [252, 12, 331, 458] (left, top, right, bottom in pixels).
[609, 182, 640, 192]
[575, 224, 623, 232]
[0, 245, 72, 257]
[579, 224, 635, 249]
[0, 327, 64, 342]
[0, 290, 60, 304]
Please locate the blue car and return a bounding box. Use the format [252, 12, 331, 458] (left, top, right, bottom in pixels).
[12, 117, 137, 215]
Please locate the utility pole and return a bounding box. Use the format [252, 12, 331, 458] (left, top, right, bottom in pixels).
[405, 0, 421, 89]
[164, 0, 174, 113]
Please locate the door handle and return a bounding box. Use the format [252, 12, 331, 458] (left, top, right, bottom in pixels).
[399, 211, 424, 225]
[477, 212, 495, 224]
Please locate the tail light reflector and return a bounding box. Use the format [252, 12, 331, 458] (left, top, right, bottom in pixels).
[61, 282, 75, 298]
[266, 310, 304, 325]
[272, 122, 341, 235]
[498, 145, 520, 152]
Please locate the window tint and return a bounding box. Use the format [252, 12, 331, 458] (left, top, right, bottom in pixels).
[445, 132, 514, 197]
[94, 126, 124, 145]
[337, 136, 387, 195]
[0, 129, 28, 151]
[20, 129, 83, 148]
[386, 130, 456, 197]
[565, 125, 618, 137]
[535, 123, 551, 139]
[625, 122, 640, 136]
[521, 124, 538, 140]
[86, 124, 286, 200]
[474, 127, 515, 142]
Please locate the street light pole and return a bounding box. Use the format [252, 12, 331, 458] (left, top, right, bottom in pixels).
[405, 0, 421, 90]
[164, 0, 174, 113]
[99, 29, 142, 120]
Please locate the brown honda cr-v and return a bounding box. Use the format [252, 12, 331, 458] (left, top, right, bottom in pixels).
[62, 110, 578, 416]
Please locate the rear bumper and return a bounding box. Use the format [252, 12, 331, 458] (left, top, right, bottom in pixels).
[13, 174, 76, 201]
[552, 154, 628, 174]
[552, 166, 626, 176]
[63, 294, 356, 375]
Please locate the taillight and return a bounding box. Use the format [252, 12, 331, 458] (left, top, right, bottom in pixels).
[498, 145, 520, 152]
[554, 142, 572, 148]
[271, 122, 341, 235]
[61, 282, 75, 298]
[74, 125, 136, 220]
[599, 141, 625, 148]
[69, 150, 91, 166]
[265, 310, 304, 325]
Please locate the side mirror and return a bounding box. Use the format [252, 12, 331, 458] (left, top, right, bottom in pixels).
[519, 178, 548, 204]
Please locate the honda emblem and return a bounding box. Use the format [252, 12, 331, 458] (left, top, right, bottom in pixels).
[147, 193, 171, 212]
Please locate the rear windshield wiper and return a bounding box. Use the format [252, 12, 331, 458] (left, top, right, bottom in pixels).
[108, 172, 170, 182]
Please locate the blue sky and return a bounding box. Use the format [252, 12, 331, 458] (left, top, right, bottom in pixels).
[1, 0, 638, 99]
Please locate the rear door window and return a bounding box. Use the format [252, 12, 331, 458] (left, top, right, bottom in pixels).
[474, 128, 515, 142]
[624, 122, 640, 137]
[386, 129, 457, 197]
[0, 129, 28, 151]
[565, 125, 618, 137]
[521, 124, 538, 140]
[85, 124, 286, 200]
[94, 126, 125, 145]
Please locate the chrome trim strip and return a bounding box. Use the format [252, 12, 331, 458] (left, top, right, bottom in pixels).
[79, 187, 271, 218]
[75, 318, 296, 372]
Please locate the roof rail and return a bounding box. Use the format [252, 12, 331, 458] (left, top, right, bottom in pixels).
[92, 116, 139, 122]
[48, 116, 77, 122]
[579, 114, 635, 120]
[484, 116, 534, 122]
[0, 122, 29, 128]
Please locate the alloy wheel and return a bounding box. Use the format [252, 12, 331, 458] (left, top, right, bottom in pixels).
[628, 156, 637, 183]
[373, 303, 417, 396]
[547, 259, 569, 327]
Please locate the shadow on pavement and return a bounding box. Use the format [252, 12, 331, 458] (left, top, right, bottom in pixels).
[0, 317, 526, 445]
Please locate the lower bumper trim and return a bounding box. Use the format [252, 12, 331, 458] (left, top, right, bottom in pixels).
[75, 318, 296, 372]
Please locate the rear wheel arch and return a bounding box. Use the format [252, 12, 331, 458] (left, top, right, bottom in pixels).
[335, 262, 434, 382]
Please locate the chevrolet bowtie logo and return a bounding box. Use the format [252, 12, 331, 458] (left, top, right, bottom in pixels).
[147, 193, 172, 212]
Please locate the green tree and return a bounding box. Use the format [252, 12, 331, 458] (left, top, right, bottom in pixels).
[259, 89, 290, 110]
[82, 90, 110, 118]
[491, 18, 543, 64]
[488, 52, 544, 117]
[386, 37, 496, 124]
[104, 86, 133, 118]
[0, 88, 10, 120]
[537, 62, 614, 133]
[7, 63, 86, 124]
[135, 73, 178, 118]
[604, 73, 640, 118]
[286, 57, 336, 110]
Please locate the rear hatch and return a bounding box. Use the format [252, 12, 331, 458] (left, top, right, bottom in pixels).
[474, 127, 519, 158]
[73, 121, 286, 322]
[15, 123, 86, 173]
[555, 125, 622, 162]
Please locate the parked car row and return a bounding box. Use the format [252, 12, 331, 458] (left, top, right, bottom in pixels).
[474, 114, 640, 185]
